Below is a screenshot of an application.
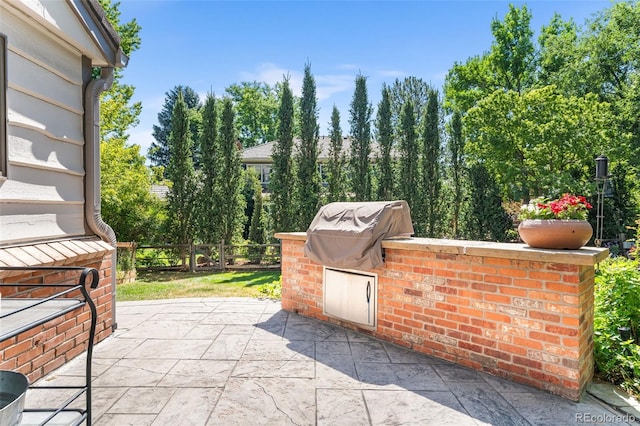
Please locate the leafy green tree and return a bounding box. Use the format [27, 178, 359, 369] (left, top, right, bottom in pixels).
[198, 93, 220, 244]
[419, 90, 442, 237]
[148, 85, 201, 171]
[349, 74, 373, 201]
[165, 91, 197, 245]
[443, 55, 493, 114]
[101, 141, 162, 242]
[447, 110, 464, 238]
[398, 101, 419, 216]
[489, 4, 535, 94]
[326, 106, 347, 202]
[97, 0, 140, 64]
[269, 78, 296, 232]
[376, 86, 395, 200]
[295, 63, 322, 229]
[462, 164, 512, 242]
[576, 2, 640, 159]
[97, 0, 165, 244]
[444, 4, 535, 112]
[217, 98, 246, 244]
[225, 81, 279, 147]
[100, 82, 141, 143]
[464, 85, 617, 201]
[441, 1, 639, 242]
[537, 14, 579, 90]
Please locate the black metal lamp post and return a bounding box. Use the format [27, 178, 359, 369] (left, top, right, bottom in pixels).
[595, 155, 609, 247]
[596, 155, 609, 180]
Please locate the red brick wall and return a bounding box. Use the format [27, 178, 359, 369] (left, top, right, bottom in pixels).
[279, 235, 606, 401]
[0, 254, 114, 384]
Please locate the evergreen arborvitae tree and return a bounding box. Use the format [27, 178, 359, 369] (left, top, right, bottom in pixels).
[198, 93, 220, 244]
[398, 101, 419, 219]
[349, 74, 373, 201]
[295, 63, 322, 229]
[327, 106, 347, 202]
[448, 110, 464, 238]
[388, 77, 430, 132]
[148, 85, 201, 172]
[166, 90, 197, 245]
[420, 90, 442, 237]
[241, 168, 256, 240]
[376, 86, 395, 200]
[247, 168, 266, 262]
[605, 163, 637, 244]
[462, 164, 512, 242]
[217, 98, 246, 244]
[269, 78, 296, 232]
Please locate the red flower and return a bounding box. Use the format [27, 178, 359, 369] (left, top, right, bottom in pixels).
[519, 193, 593, 221]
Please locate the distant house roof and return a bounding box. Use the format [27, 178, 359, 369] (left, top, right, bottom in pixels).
[150, 184, 169, 200]
[242, 137, 385, 163]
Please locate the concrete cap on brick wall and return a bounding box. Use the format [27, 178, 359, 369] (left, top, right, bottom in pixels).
[0, 238, 114, 279]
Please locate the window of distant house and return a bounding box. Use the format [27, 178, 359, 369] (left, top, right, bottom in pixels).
[0, 34, 6, 178]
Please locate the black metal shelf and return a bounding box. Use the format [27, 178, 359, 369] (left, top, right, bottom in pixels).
[0, 266, 99, 426]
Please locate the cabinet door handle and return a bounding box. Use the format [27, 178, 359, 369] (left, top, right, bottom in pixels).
[366, 281, 371, 303]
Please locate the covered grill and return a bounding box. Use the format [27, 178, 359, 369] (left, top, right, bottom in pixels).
[304, 200, 414, 271]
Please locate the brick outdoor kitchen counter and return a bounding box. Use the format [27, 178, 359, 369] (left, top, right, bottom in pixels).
[275, 232, 610, 401]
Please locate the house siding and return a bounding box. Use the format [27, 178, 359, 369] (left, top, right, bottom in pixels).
[0, 2, 87, 245]
[0, 0, 123, 387]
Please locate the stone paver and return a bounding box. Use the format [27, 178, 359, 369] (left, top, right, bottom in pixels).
[26, 297, 639, 425]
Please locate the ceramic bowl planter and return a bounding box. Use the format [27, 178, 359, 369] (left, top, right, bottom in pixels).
[518, 219, 593, 250]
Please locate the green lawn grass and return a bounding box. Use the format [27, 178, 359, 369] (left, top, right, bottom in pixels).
[116, 270, 281, 301]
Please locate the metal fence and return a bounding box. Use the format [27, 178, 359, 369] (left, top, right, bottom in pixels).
[117, 241, 281, 272]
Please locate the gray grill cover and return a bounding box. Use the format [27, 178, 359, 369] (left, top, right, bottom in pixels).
[304, 201, 414, 271]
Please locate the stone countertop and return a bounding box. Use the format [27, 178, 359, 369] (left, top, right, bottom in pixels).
[274, 232, 610, 266]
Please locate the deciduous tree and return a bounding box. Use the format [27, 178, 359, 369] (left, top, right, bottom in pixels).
[464, 85, 616, 201]
[225, 81, 278, 148]
[98, 0, 163, 244]
[489, 4, 535, 94]
[444, 5, 536, 112]
[101, 140, 162, 242]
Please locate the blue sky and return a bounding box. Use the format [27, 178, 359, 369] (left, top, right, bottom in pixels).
[118, 0, 612, 156]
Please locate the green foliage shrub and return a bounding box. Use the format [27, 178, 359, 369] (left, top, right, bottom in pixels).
[594, 257, 640, 396]
[258, 278, 282, 299]
[116, 247, 135, 272]
[136, 248, 180, 268]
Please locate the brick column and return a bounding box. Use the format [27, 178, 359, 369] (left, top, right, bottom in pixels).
[276, 232, 608, 401]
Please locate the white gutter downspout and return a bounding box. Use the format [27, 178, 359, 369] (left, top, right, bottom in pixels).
[84, 66, 118, 330]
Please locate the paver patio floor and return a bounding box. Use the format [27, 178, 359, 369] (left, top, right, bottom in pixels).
[26, 298, 637, 425]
